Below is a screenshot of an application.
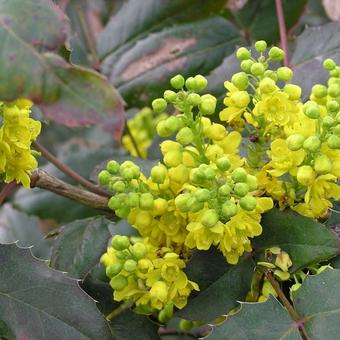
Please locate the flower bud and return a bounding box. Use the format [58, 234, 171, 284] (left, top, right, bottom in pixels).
[112, 181, 126, 193]
[276, 67, 293, 81]
[199, 94, 217, 115]
[218, 184, 232, 196]
[327, 100, 339, 112]
[231, 167, 247, 182]
[328, 84, 340, 97]
[156, 120, 172, 137]
[164, 150, 182, 167]
[135, 210, 152, 228]
[334, 124, 340, 135]
[240, 60, 253, 72]
[239, 195, 257, 211]
[150, 281, 168, 301]
[231, 72, 249, 90]
[216, 156, 231, 171]
[263, 70, 278, 81]
[312, 84, 327, 98]
[106, 263, 122, 278]
[116, 207, 130, 219]
[111, 235, 130, 250]
[186, 196, 204, 213]
[303, 135, 321, 152]
[246, 175, 258, 191]
[165, 116, 180, 133]
[152, 98, 167, 112]
[250, 62, 265, 76]
[323, 58, 336, 70]
[187, 93, 201, 106]
[176, 127, 194, 145]
[303, 102, 320, 119]
[221, 201, 238, 219]
[110, 275, 128, 291]
[327, 134, 340, 149]
[195, 188, 211, 202]
[283, 84, 301, 100]
[236, 47, 251, 60]
[286, 134, 305, 151]
[255, 40, 267, 53]
[206, 123, 227, 141]
[200, 164, 215, 180]
[322, 116, 335, 128]
[124, 259, 137, 272]
[170, 74, 185, 89]
[201, 209, 219, 228]
[230, 91, 250, 108]
[153, 198, 168, 215]
[179, 319, 194, 331]
[314, 154, 332, 174]
[108, 196, 121, 210]
[268, 47, 285, 61]
[297, 165, 316, 186]
[164, 90, 177, 103]
[275, 251, 292, 272]
[107, 160, 120, 174]
[234, 182, 249, 197]
[98, 170, 111, 185]
[194, 75, 208, 92]
[185, 77, 197, 91]
[175, 193, 191, 212]
[126, 192, 140, 207]
[337, 112, 340, 123]
[259, 78, 276, 94]
[151, 165, 167, 184]
[139, 193, 154, 210]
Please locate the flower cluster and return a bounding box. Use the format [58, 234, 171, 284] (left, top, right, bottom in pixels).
[0, 99, 41, 188]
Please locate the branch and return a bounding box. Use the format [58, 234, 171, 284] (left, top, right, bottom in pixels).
[33, 141, 109, 197]
[275, 0, 289, 66]
[30, 169, 110, 211]
[0, 182, 18, 205]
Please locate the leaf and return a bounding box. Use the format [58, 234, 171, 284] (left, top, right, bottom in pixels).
[291, 22, 340, 100]
[0, 243, 113, 339]
[176, 247, 254, 322]
[253, 208, 340, 272]
[0, 320, 14, 340]
[207, 296, 301, 340]
[229, 0, 307, 44]
[102, 17, 244, 108]
[0, 204, 52, 259]
[0, 0, 124, 139]
[97, 0, 226, 60]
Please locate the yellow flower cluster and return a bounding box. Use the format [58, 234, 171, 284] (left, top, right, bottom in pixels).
[0, 99, 41, 188]
[122, 107, 168, 158]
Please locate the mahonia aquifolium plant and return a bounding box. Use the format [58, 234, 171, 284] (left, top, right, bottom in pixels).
[99, 40, 340, 322]
[0, 99, 41, 188]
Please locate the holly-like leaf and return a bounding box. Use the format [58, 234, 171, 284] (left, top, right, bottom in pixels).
[291, 21, 340, 99]
[253, 209, 339, 272]
[176, 247, 254, 322]
[0, 243, 113, 339]
[208, 296, 301, 340]
[0, 0, 124, 139]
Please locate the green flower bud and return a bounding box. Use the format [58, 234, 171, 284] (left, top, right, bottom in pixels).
[116, 207, 130, 219]
[187, 93, 201, 106]
[327, 134, 340, 149]
[303, 102, 320, 119]
[312, 84, 328, 98]
[187, 196, 204, 213]
[240, 60, 253, 72]
[170, 74, 185, 89]
[322, 116, 335, 128]
[337, 112, 340, 123]
[239, 195, 257, 211]
[283, 84, 301, 100]
[327, 100, 340, 112]
[328, 84, 340, 97]
[297, 165, 316, 186]
[268, 46, 285, 61]
[195, 188, 211, 202]
[250, 62, 265, 76]
[124, 259, 137, 272]
[236, 47, 251, 60]
[246, 175, 258, 191]
[314, 154, 332, 174]
[126, 192, 139, 208]
[107, 160, 120, 174]
[175, 193, 191, 212]
[194, 75, 208, 92]
[179, 319, 194, 332]
[216, 156, 231, 171]
[139, 193, 154, 210]
[164, 90, 177, 103]
[201, 209, 219, 228]
[218, 184, 232, 196]
[334, 124, 340, 135]
[231, 167, 248, 183]
[231, 72, 249, 90]
[323, 58, 336, 70]
[151, 165, 167, 184]
[120, 167, 135, 180]
[330, 69, 339, 77]
[116, 250, 129, 260]
[199, 164, 215, 180]
[106, 263, 123, 278]
[111, 235, 130, 250]
[164, 150, 182, 167]
[303, 136, 321, 152]
[230, 91, 250, 108]
[189, 168, 204, 184]
[108, 196, 121, 210]
[152, 98, 167, 112]
[112, 180, 126, 192]
[255, 40, 267, 53]
[264, 70, 278, 81]
[110, 275, 128, 291]
[276, 67, 293, 81]
[259, 77, 276, 94]
[199, 94, 217, 115]
[234, 182, 249, 197]
[286, 134, 305, 151]
[221, 201, 238, 219]
[185, 77, 197, 91]
[176, 127, 194, 145]
[98, 170, 111, 185]
[156, 120, 172, 137]
[131, 243, 147, 260]
[165, 116, 180, 132]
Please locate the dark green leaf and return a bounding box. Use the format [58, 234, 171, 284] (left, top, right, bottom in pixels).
[291, 22, 340, 100]
[98, 0, 226, 60]
[50, 217, 112, 278]
[0, 243, 113, 339]
[176, 248, 254, 322]
[253, 209, 340, 272]
[207, 296, 301, 340]
[0, 320, 14, 340]
[102, 17, 244, 108]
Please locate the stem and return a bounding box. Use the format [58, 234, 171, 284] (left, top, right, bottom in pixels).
[126, 125, 143, 159]
[0, 182, 18, 205]
[33, 141, 109, 197]
[275, 0, 289, 66]
[106, 301, 134, 321]
[265, 270, 309, 340]
[30, 169, 110, 211]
